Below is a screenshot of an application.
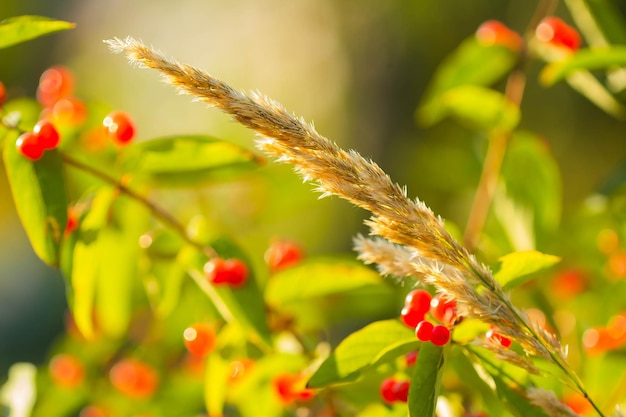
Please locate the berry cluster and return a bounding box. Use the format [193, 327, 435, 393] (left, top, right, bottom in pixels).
[400, 289, 456, 347]
[16, 119, 60, 160]
[204, 257, 249, 287]
[379, 377, 410, 403]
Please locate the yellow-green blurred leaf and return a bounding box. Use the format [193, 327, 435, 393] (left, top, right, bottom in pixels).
[541, 47, 626, 85]
[418, 38, 518, 126]
[0, 15, 75, 49]
[120, 135, 263, 187]
[437, 85, 520, 132]
[69, 188, 116, 339]
[495, 250, 561, 290]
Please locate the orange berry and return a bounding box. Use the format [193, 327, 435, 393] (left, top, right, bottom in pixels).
[228, 358, 254, 383]
[49, 353, 84, 388]
[608, 251, 626, 278]
[476, 20, 523, 51]
[183, 323, 217, 357]
[65, 207, 79, 237]
[103, 110, 136, 144]
[597, 228, 620, 255]
[551, 269, 586, 298]
[563, 392, 593, 415]
[486, 327, 512, 349]
[52, 97, 87, 125]
[37, 66, 74, 107]
[110, 359, 159, 399]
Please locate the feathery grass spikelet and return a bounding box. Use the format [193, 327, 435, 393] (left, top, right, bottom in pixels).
[527, 387, 582, 417]
[106, 36, 569, 376]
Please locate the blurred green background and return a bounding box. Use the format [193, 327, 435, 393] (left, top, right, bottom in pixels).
[2, 0, 626, 378]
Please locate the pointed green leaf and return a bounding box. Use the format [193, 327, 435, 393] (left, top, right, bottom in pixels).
[204, 353, 230, 417]
[541, 47, 626, 85]
[495, 250, 561, 290]
[266, 258, 385, 304]
[3, 131, 68, 266]
[0, 15, 75, 49]
[307, 320, 418, 388]
[408, 342, 445, 417]
[499, 131, 562, 242]
[119, 135, 262, 187]
[418, 38, 518, 126]
[436, 85, 520, 132]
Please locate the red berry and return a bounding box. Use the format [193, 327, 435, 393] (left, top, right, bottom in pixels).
[415, 320, 434, 342]
[400, 305, 425, 329]
[405, 351, 418, 367]
[273, 373, 315, 404]
[486, 327, 512, 349]
[204, 257, 249, 287]
[49, 353, 84, 388]
[183, 323, 217, 357]
[37, 66, 74, 107]
[0, 81, 7, 107]
[536, 17, 581, 52]
[430, 325, 451, 346]
[33, 119, 60, 150]
[110, 359, 159, 399]
[379, 377, 396, 403]
[265, 240, 304, 271]
[404, 289, 432, 317]
[392, 380, 410, 403]
[103, 110, 136, 144]
[476, 20, 523, 51]
[16, 132, 44, 161]
[430, 296, 457, 325]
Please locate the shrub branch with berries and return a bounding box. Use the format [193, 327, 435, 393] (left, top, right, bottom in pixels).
[2, 8, 626, 417]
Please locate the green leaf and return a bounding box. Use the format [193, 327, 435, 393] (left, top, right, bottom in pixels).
[499, 131, 562, 244]
[266, 258, 386, 304]
[418, 38, 518, 126]
[307, 319, 418, 388]
[119, 135, 262, 187]
[3, 132, 68, 266]
[408, 342, 445, 417]
[68, 188, 116, 339]
[541, 47, 626, 85]
[435, 85, 520, 132]
[94, 196, 149, 338]
[0, 15, 75, 49]
[495, 250, 561, 290]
